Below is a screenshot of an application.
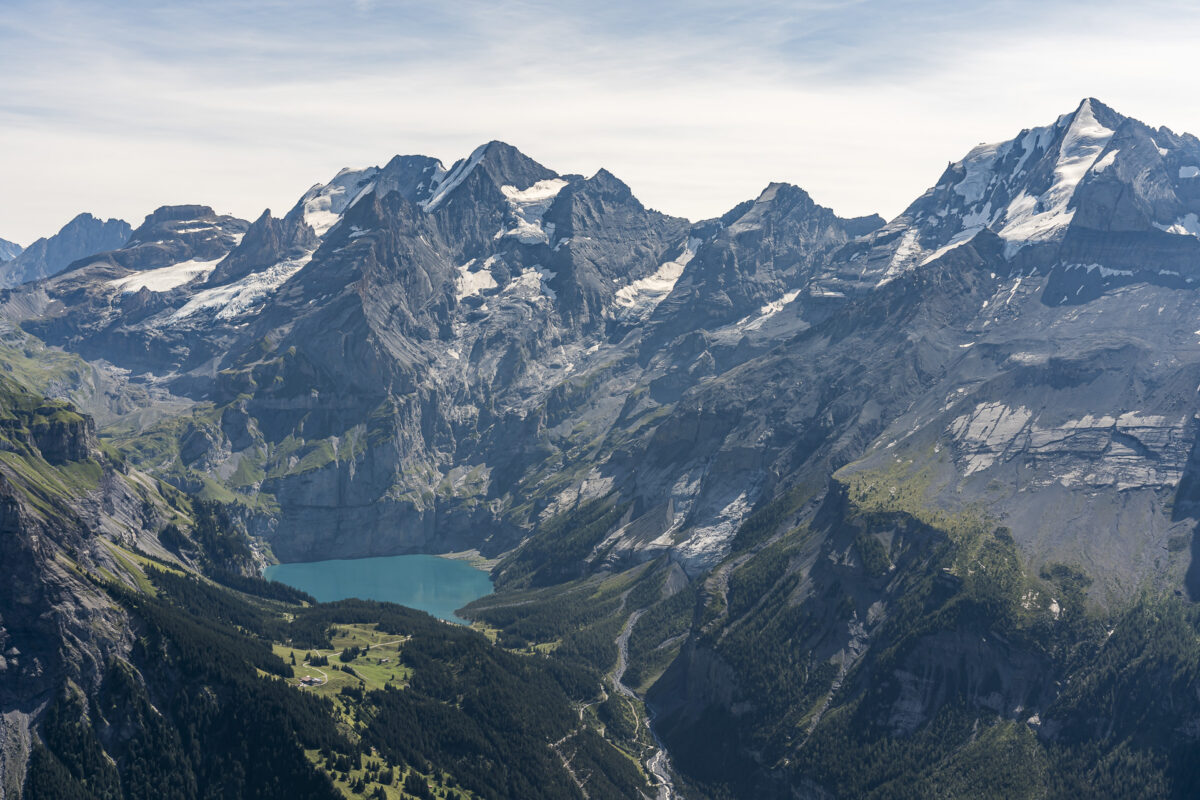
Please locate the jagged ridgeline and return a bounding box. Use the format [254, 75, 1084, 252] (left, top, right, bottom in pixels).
[4, 98, 1200, 798]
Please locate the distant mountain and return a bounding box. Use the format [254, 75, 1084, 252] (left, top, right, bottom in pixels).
[0, 236, 21, 262]
[0, 213, 131, 288]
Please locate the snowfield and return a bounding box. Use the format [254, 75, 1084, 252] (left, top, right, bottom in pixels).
[497, 178, 569, 245]
[613, 237, 700, 320]
[171, 252, 315, 321]
[108, 258, 222, 293]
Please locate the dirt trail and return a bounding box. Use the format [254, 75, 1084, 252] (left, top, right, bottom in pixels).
[612, 611, 679, 800]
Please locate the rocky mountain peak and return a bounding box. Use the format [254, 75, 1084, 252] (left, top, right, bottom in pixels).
[421, 141, 558, 212]
[206, 207, 318, 286]
[296, 166, 381, 237]
[727, 182, 820, 234]
[831, 98, 1200, 294]
[374, 154, 446, 205]
[581, 168, 636, 203]
[136, 204, 219, 229]
[0, 212, 131, 288]
[473, 140, 558, 190]
[0, 236, 22, 262]
[94, 205, 250, 272]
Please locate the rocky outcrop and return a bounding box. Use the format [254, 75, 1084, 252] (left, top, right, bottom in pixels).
[79, 205, 247, 273]
[206, 207, 317, 285]
[0, 374, 202, 797]
[0, 381, 98, 466]
[883, 628, 1051, 736]
[28, 408, 97, 465]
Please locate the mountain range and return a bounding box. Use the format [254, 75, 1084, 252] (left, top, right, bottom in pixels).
[4, 97, 1200, 798]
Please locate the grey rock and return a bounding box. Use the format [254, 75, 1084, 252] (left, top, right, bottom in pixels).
[0, 213, 130, 288]
[0, 238, 20, 262]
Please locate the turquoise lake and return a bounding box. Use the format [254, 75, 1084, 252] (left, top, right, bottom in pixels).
[263, 554, 494, 624]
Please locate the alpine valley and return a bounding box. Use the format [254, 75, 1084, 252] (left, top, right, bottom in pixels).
[4, 98, 1200, 799]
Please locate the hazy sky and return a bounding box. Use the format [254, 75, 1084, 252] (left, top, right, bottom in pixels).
[2, 0, 1199, 244]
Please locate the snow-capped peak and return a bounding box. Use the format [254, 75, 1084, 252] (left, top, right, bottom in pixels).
[994, 97, 1116, 254]
[301, 166, 380, 236]
[878, 98, 1127, 277]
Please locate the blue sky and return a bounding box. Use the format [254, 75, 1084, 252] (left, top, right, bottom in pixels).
[2, 0, 1199, 243]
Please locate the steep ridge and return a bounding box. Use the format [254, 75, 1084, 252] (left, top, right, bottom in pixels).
[0, 376, 185, 796]
[0, 238, 21, 263]
[0, 214, 131, 288]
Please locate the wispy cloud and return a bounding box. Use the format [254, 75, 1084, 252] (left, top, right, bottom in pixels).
[1, 0, 1199, 242]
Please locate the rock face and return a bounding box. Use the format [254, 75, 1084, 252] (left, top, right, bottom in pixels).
[0, 238, 20, 263]
[0, 214, 130, 288]
[206, 207, 317, 285]
[0, 380, 179, 799]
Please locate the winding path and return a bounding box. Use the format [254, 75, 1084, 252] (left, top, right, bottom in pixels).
[612, 611, 679, 800]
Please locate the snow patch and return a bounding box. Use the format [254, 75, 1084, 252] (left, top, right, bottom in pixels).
[613, 237, 700, 319]
[302, 167, 379, 236]
[1016, 124, 1055, 172]
[739, 290, 801, 331]
[108, 258, 222, 293]
[1180, 166, 1200, 179]
[172, 251, 314, 320]
[455, 259, 498, 300]
[878, 229, 922, 284]
[919, 226, 982, 266]
[997, 100, 1115, 255]
[1067, 262, 1134, 278]
[1154, 213, 1200, 238]
[496, 178, 569, 245]
[505, 266, 557, 302]
[1091, 149, 1119, 173]
[953, 141, 1011, 203]
[421, 144, 487, 211]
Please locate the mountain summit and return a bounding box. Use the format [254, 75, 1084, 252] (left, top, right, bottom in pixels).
[832, 98, 1200, 300]
[0, 236, 21, 262]
[0, 213, 131, 288]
